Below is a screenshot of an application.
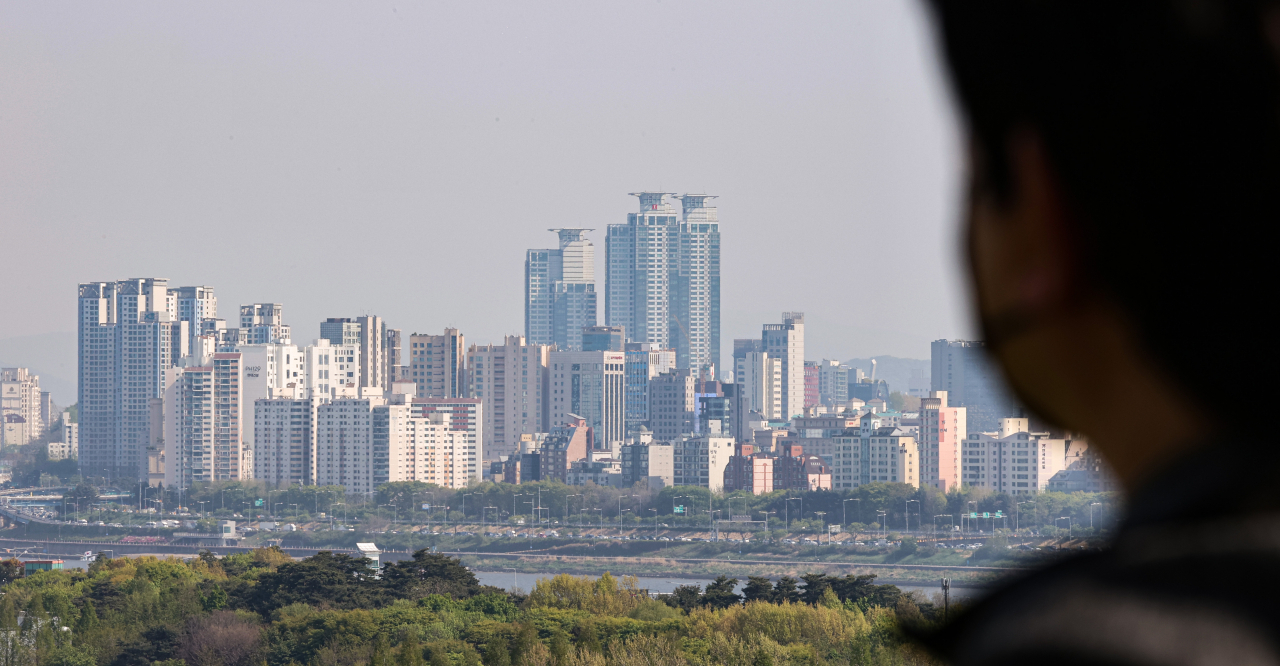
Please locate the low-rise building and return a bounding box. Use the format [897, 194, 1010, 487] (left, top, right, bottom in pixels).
[619, 439, 673, 487]
[671, 435, 735, 491]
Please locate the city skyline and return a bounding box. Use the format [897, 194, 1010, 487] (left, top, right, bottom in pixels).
[0, 0, 969, 403]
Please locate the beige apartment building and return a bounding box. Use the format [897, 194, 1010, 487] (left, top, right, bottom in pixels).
[1, 367, 43, 446]
[963, 418, 1073, 494]
[409, 329, 466, 398]
[919, 391, 967, 492]
[466, 336, 551, 461]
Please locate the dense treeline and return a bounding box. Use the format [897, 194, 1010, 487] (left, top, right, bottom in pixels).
[0, 548, 939, 666]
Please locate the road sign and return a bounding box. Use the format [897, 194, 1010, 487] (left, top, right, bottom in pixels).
[969, 512, 977, 518]
[983, 512, 990, 519]
[674, 506, 685, 514]
[995, 511, 1004, 518]
[422, 503, 430, 510]
[254, 499, 264, 507]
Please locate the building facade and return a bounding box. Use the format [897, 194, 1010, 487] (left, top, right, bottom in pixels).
[169, 353, 245, 486]
[240, 303, 291, 345]
[671, 435, 735, 491]
[253, 396, 322, 485]
[605, 193, 721, 374]
[648, 370, 694, 441]
[963, 418, 1074, 494]
[817, 360, 849, 406]
[1, 368, 43, 446]
[919, 391, 966, 492]
[547, 351, 626, 452]
[321, 316, 387, 391]
[619, 440, 673, 487]
[762, 313, 805, 420]
[526, 228, 597, 351]
[466, 336, 550, 461]
[931, 339, 1018, 433]
[623, 343, 675, 433]
[409, 329, 466, 398]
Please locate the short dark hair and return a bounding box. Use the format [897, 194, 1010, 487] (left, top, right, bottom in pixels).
[928, 0, 1280, 403]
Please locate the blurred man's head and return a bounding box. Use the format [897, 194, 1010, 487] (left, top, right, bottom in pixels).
[927, 1, 1279, 484]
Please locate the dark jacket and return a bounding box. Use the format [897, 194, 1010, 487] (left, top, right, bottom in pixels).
[921, 447, 1280, 665]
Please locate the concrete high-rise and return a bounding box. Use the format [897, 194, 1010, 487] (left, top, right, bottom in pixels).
[930, 339, 1018, 432]
[763, 312, 805, 420]
[240, 304, 291, 344]
[466, 336, 551, 460]
[79, 278, 182, 480]
[547, 350, 626, 452]
[623, 343, 676, 433]
[321, 316, 387, 391]
[919, 391, 967, 492]
[174, 286, 217, 357]
[1, 368, 43, 446]
[734, 351, 782, 440]
[606, 193, 721, 375]
[526, 228, 597, 351]
[409, 329, 466, 398]
[167, 353, 246, 485]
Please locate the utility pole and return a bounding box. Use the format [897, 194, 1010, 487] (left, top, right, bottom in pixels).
[942, 578, 951, 621]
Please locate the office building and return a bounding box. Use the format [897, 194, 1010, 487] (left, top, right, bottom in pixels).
[409, 329, 466, 398]
[605, 192, 721, 374]
[623, 343, 675, 432]
[648, 369, 694, 441]
[240, 304, 291, 345]
[79, 278, 183, 480]
[762, 313, 805, 420]
[527, 228, 597, 351]
[1, 368, 43, 446]
[818, 360, 849, 406]
[619, 439, 674, 487]
[466, 336, 551, 460]
[582, 325, 625, 352]
[547, 350, 626, 452]
[919, 391, 967, 492]
[931, 339, 1018, 432]
[671, 434, 735, 491]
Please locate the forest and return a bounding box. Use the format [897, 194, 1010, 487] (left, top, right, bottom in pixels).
[0, 548, 942, 666]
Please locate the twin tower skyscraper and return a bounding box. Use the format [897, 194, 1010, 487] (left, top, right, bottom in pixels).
[524, 192, 721, 376]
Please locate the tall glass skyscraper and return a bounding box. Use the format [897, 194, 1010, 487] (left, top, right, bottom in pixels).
[606, 193, 720, 375]
[525, 229, 597, 351]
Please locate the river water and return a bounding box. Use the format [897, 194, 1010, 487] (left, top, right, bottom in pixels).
[473, 571, 983, 600]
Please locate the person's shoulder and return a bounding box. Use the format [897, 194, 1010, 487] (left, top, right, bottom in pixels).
[921, 534, 1280, 666]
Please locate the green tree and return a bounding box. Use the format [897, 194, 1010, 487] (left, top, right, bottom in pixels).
[741, 576, 774, 603]
[701, 575, 742, 609]
[381, 550, 482, 599]
[772, 576, 801, 604]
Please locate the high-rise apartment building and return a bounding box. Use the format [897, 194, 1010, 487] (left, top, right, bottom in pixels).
[919, 391, 967, 492]
[547, 350, 626, 451]
[606, 193, 721, 374]
[1, 368, 43, 446]
[240, 304, 291, 345]
[79, 278, 183, 480]
[466, 336, 551, 460]
[623, 343, 676, 433]
[648, 369, 695, 441]
[526, 229, 597, 351]
[763, 313, 805, 420]
[321, 316, 387, 391]
[804, 361, 820, 410]
[314, 395, 384, 493]
[964, 418, 1072, 494]
[818, 360, 850, 406]
[409, 329, 466, 398]
[410, 398, 483, 487]
[385, 328, 404, 384]
[174, 286, 217, 357]
[734, 351, 782, 439]
[931, 339, 1018, 432]
[253, 396, 322, 485]
[168, 353, 245, 485]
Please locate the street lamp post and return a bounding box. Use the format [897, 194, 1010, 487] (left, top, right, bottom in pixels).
[814, 511, 827, 549]
[1090, 502, 1102, 531]
[618, 495, 636, 533]
[649, 508, 658, 539]
[906, 499, 920, 534]
[785, 497, 802, 532]
[759, 511, 776, 542]
[877, 510, 887, 539]
[567, 494, 582, 528]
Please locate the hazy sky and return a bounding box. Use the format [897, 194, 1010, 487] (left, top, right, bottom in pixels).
[0, 0, 969, 369]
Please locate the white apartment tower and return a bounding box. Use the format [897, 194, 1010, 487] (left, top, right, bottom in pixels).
[254, 396, 322, 485]
[409, 329, 466, 398]
[466, 336, 551, 460]
[763, 313, 805, 420]
[526, 229, 597, 351]
[174, 286, 217, 357]
[168, 353, 245, 485]
[321, 316, 387, 390]
[606, 193, 721, 375]
[79, 278, 182, 480]
[1, 368, 43, 446]
[240, 303, 291, 345]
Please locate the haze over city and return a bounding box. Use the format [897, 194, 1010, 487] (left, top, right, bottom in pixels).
[0, 1, 966, 404]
